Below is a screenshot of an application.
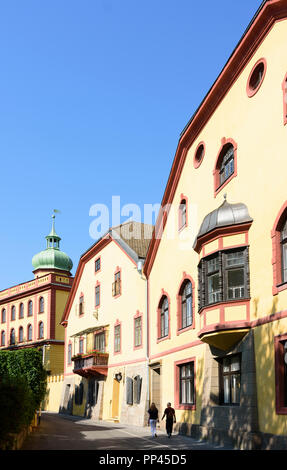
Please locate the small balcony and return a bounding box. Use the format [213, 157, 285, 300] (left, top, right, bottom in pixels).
[72, 350, 109, 378]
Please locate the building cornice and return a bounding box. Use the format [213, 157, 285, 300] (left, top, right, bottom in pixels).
[144, 0, 287, 278]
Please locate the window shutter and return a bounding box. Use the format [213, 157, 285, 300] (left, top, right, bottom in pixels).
[126, 377, 133, 405]
[135, 376, 142, 404]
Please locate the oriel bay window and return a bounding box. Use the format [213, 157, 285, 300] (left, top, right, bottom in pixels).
[198, 247, 249, 310]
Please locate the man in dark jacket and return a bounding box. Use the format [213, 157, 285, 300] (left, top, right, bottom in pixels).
[162, 402, 176, 438]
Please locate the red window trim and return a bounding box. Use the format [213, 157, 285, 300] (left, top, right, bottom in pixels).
[114, 319, 122, 355]
[27, 324, 33, 341]
[274, 333, 287, 415]
[246, 57, 267, 98]
[213, 137, 238, 198]
[282, 73, 287, 126]
[95, 282, 101, 308]
[95, 256, 101, 274]
[38, 321, 44, 340]
[178, 194, 188, 232]
[176, 273, 195, 334]
[67, 341, 72, 365]
[133, 310, 143, 350]
[193, 141, 205, 169]
[174, 357, 196, 410]
[1, 330, 5, 346]
[113, 266, 122, 299]
[271, 201, 287, 295]
[156, 290, 171, 343]
[79, 292, 85, 316]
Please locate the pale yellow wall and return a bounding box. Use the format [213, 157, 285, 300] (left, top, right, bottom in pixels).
[65, 238, 148, 419]
[44, 375, 65, 412]
[148, 18, 287, 436]
[254, 318, 287, 437]
[55, 290, 69, 341]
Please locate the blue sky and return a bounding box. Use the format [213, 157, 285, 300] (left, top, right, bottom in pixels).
[0, 0, 262, 289]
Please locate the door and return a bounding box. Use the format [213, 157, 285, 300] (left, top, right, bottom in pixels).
[150, 366, 161, 412]
[62, 384, 72, 415]
[112, 378, 120, 418]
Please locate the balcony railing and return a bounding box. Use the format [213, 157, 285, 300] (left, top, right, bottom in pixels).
[72, 350, 109, 376]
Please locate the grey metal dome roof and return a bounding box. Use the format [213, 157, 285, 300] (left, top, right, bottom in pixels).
[193, 198, 253, 248]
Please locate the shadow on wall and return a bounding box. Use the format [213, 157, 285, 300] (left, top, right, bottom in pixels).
[178, 295, 287, 450]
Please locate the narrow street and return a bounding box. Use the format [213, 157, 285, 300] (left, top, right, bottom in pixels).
[20, 412, 231, 451]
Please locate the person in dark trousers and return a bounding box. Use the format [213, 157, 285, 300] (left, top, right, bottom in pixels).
[161, 402, 176, 438]
[147, 402, 159, 437]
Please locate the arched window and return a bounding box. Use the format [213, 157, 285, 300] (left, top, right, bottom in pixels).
[271, 202, 287, 294]
[38, 321, 44, 339]
[179, 199, 187, 230]
[1, 308, 6, 323]
[10, 328, 15, 345]
[213, 139, 237, 196]
[19, 326, 24, 343]
[28, 300, 33, 317]
[27, 324, 33, 341]
[179, 280, 193, 330]
[281, 219, 287, 284]
[282, 73, 287, 125]
[158, 295, 169, 339]
[11, 305, 16, 321]
[1, 330, 5, 346]
[219, 144, 234, 187]
[19, 303, 24, 319]
[39, 297, 44, 313]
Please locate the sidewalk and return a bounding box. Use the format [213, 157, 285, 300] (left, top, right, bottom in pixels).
[21, 412, 233, 451]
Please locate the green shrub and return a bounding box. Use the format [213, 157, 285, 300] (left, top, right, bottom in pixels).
[0, 349, 47, 407]
[0, 348, 47, 447]
[0, 375, 35, 445]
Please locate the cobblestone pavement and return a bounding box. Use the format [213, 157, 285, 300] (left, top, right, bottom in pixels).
[21, 412, 233, 451]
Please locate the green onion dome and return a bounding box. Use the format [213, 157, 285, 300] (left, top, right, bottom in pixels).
[32, 215, 73, 274]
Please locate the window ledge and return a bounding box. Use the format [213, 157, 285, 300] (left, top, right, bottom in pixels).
[177, 324, 194, 335]
[156, 335, 170, 344]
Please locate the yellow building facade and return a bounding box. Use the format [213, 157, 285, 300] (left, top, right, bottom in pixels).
[143, 0, 287, 449]
[60, 222, 153, 426]
[0, 215, 73, 412]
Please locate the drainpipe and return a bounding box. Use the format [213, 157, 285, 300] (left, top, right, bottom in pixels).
[137, 260, 150, 424]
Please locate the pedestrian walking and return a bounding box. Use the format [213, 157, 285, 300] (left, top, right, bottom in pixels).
[147, 402, 159, 437]
[161, 402, 176, 438]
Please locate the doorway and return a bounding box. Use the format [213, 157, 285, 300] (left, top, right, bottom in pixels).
[112, 378, 120, 418]
[150, 364, 161, 413]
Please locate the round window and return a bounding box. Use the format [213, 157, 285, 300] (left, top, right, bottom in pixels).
[193, 142, 205, 169]
[247, 59, 266, 97]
